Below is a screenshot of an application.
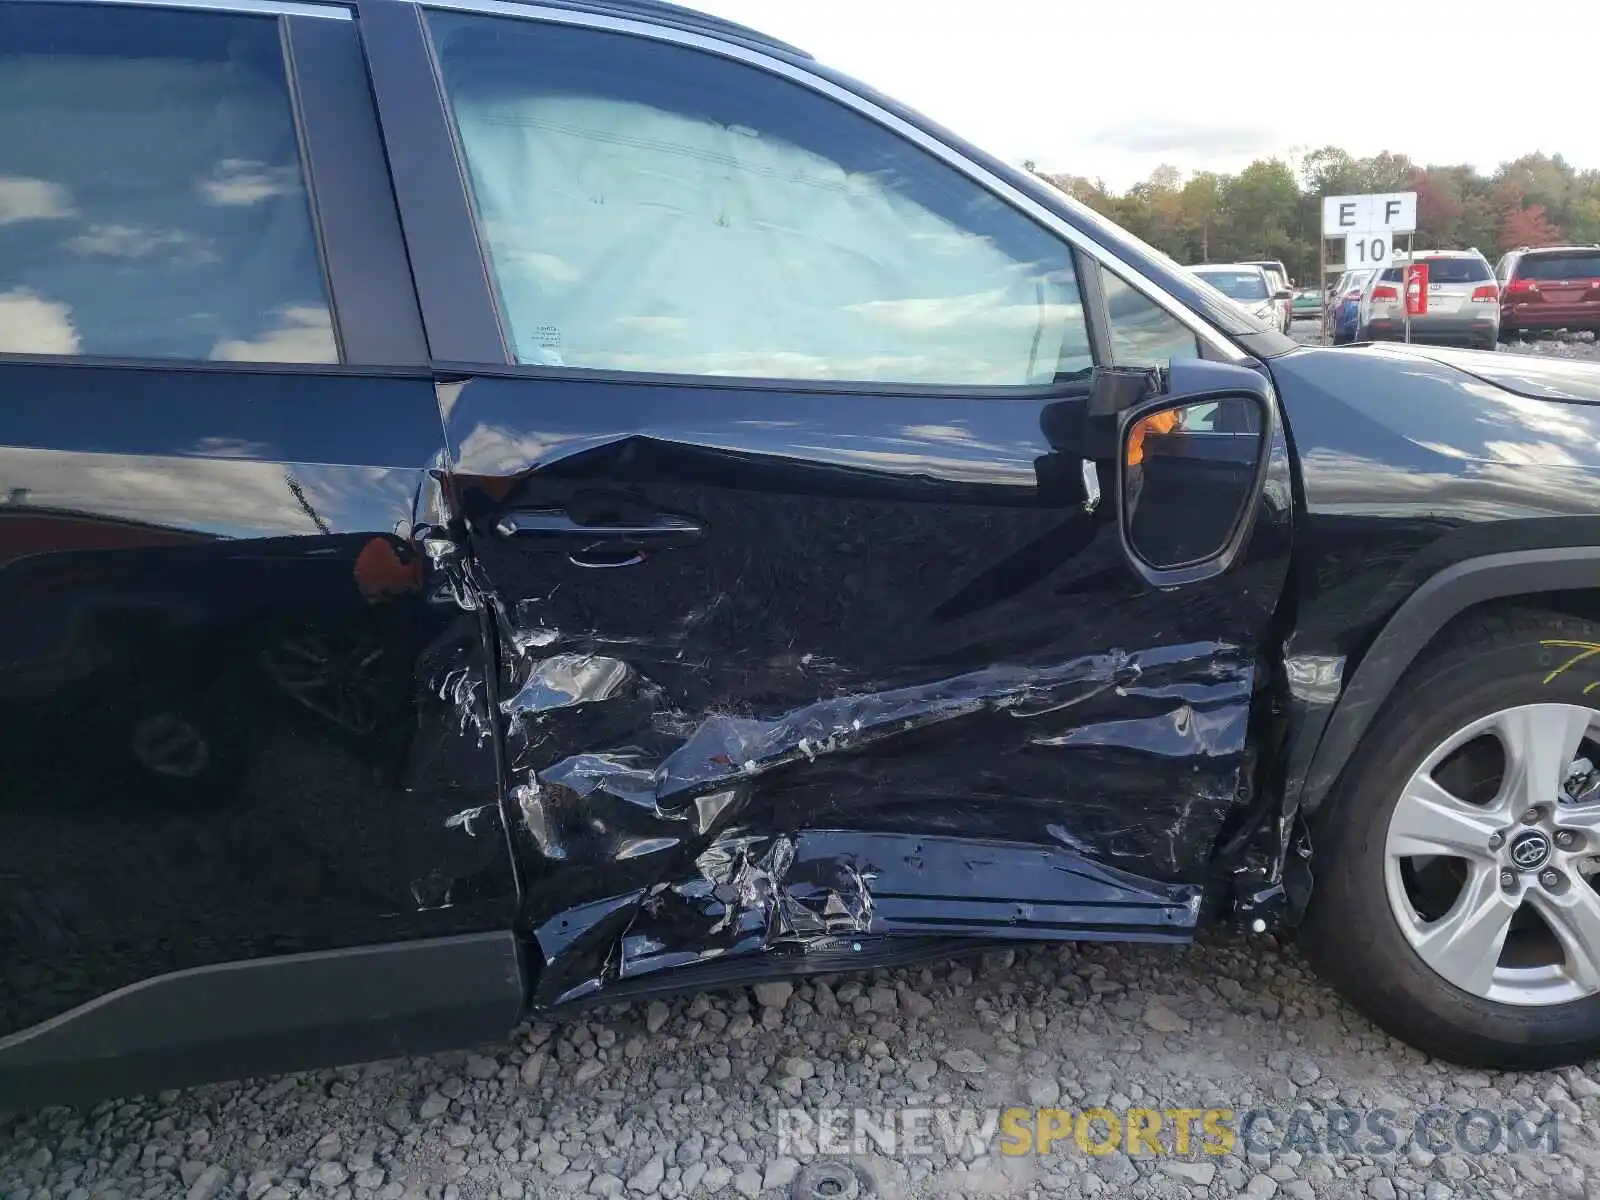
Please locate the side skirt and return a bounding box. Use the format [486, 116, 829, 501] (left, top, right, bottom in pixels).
[0, 932, 524, 1109]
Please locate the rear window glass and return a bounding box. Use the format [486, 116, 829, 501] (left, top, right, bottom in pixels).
[1517, 253, 1600, 280]
[1422, 258, 1492, 283]
[1193, 271, 1269, 300]
[1377, 260, 1490, 284]
[0, 3, 337, 362]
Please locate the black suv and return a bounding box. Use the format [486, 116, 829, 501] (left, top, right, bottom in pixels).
[7, 0, 1600, 1107]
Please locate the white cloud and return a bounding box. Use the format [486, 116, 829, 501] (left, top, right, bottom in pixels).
[198, 159, 303, 207]
[66, 223, 218, 265]
[210, 305, 337, 364]
[0, 175, 75, 226]
[1088, 121, 1279, 158]
[0, 290, 79, 354]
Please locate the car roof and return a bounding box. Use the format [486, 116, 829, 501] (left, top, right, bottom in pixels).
[1515, 244, 1600, 256]
[493, 0, 812, 56]
[1190, 263, 1269, 273]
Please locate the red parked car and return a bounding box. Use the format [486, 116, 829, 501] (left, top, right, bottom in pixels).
[1496, 245, 1600, 337]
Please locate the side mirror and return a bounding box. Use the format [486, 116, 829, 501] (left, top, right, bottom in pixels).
[1120, 390, 1267, 574]
[1273, 288, 1292, 301]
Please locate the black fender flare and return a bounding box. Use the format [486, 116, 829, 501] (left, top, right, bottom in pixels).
[1298, 546, 1600, 818]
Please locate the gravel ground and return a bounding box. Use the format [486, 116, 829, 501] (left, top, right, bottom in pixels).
[10, 329, 1600, 1200]
[8, 935, 1600, 1200]
[1500, 334, 1600, 361]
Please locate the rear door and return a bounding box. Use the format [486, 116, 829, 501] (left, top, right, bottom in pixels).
[368, 3, 1294, 1005]
[0, 0, 518, 1103]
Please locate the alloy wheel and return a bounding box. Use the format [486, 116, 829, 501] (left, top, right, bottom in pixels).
[1384, 703, 1600, 1006]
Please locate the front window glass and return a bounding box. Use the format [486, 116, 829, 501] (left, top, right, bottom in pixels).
[0, 4, 336, 362]
[426, 14, 1093, 385]
[1100, 269, 1203, 368]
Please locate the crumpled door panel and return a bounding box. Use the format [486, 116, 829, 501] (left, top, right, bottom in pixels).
[439, 373, 1294, 1006]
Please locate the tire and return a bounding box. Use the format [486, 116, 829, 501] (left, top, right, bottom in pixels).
[1302, 610, 1600, 1068]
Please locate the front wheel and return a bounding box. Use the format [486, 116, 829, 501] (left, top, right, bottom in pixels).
[1303, 611, 1600, 1068]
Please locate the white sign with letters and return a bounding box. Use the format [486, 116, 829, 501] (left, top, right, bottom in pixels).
[1321, 192, 1418, 237]
[1345, 231, 1395, 269]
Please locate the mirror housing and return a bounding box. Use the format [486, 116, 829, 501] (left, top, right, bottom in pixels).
[1273, 288, 1293, 301]
[1041, 366, 1162, 462]
[1116, 360, 1274, 584]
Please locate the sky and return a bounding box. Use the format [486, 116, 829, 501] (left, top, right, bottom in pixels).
[689, 0, 1599, 192]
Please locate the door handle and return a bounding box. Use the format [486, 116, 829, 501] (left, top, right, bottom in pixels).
[493, 508, 704, 553]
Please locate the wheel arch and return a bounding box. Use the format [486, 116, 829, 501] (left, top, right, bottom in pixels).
[1298, 547, 1600, 821]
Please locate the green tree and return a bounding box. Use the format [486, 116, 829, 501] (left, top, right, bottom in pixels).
[1219, 160, 1301, 261]
[1301, 146, 1361, 195]
[1180, 172, 1224, 262]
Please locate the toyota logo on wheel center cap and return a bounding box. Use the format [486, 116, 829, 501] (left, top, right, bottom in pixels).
[1510, 830, 1554, 872]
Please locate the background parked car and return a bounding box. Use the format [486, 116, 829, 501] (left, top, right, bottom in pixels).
[1330, 267, 1376, 344]
[1496, 245, 1600, 339]
[1291, 287, 1321, 320]
[1357, 250, 1500, 350]
[1188, 263, 1288, 331]
[1244, 259, 1294, 331]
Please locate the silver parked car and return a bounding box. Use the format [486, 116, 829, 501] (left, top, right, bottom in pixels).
[1357, 250, 1500, 350]
[1188, 263, 1290, 333]
[1244, 260, 1294, 332]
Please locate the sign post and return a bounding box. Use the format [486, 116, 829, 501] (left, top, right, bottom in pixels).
[1318, 237, 1327, 345]
[1404, 248, 1426, 342]
[1321, 192, 1418, 344]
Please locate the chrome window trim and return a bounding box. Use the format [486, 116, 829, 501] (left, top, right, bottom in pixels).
[9, 0, 351, 19]
[407, 0, 1246, 364]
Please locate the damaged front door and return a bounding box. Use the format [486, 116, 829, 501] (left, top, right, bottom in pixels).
[404, 9, 1292, 1005]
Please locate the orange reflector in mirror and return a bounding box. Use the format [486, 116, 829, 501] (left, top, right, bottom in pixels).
[1126, 408, 1181, 467]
